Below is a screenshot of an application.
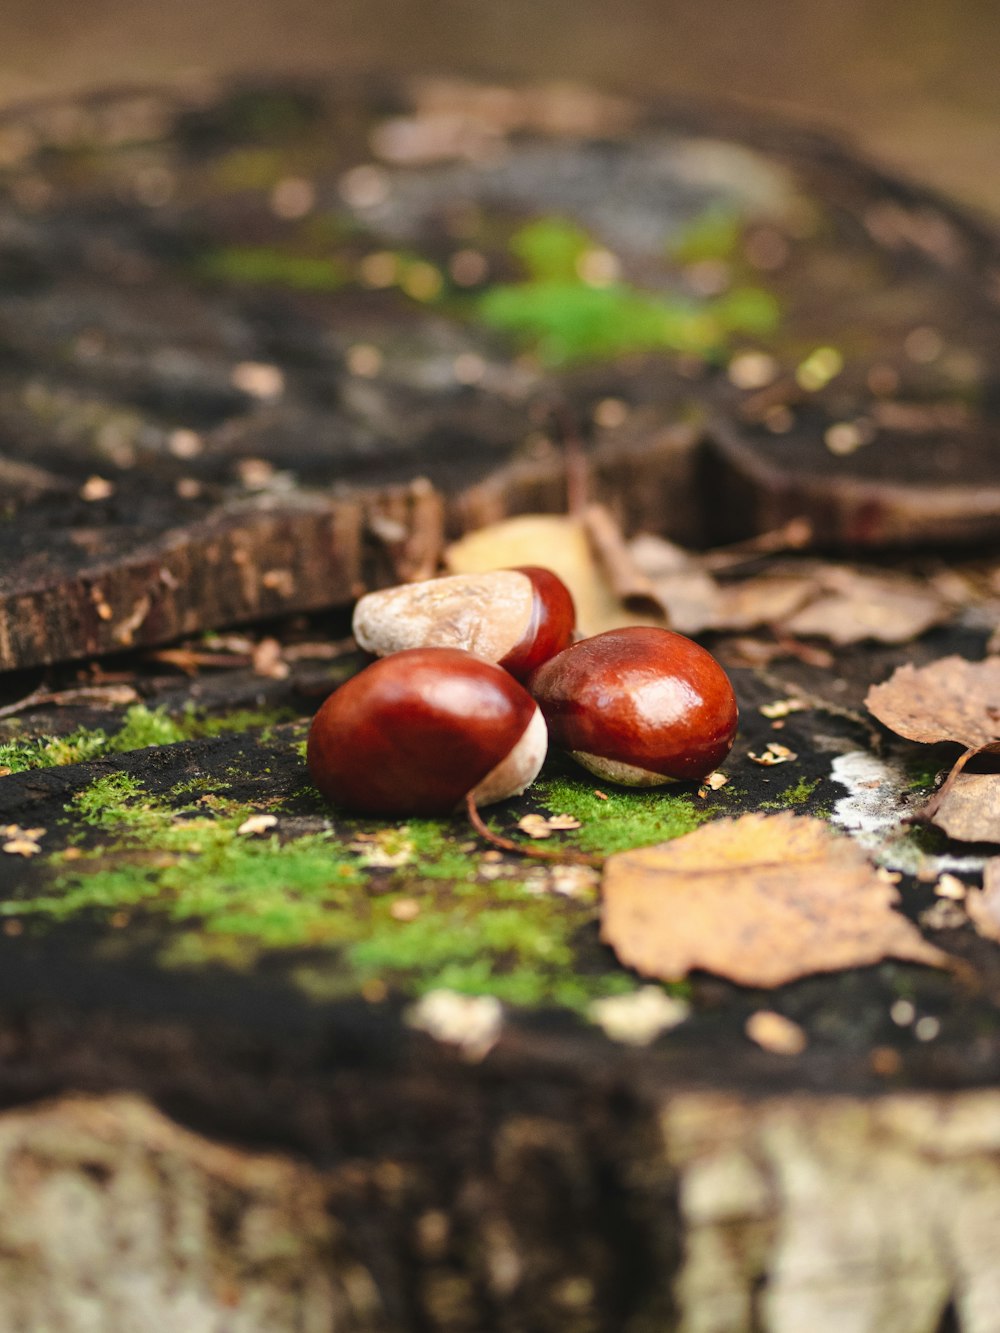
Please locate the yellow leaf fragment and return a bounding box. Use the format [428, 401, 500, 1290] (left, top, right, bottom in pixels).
[601, 813, 949, 987]
[445, 513, 663, 638]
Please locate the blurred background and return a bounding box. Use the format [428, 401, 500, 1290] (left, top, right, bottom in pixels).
[2, 0, 999, 217]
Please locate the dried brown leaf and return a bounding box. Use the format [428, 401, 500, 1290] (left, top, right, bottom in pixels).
[601, 812, 948, 987]
[783, 571, 947, 645]
[865, 656, 1000, 748]
[923, 771, 1000, 844]
[714, 575, 817, 631]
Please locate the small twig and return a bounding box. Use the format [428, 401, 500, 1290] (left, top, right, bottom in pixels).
[582, 502, 668, 621]
[548, 402, 590, 518]
[919, 740, 1000, 822]
[701, 518, 814, 572]
[0, 683, 139, 720]
[465, 793, 604, 868]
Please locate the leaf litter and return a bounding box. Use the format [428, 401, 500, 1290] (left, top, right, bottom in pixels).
[601, 812, 949, 988]
[866, 656, 1000, 844]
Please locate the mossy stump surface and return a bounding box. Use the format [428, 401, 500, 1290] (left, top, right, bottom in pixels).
[0, 75, 1000, 1332]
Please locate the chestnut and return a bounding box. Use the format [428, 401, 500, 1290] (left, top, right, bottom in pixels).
[352, 566, 575, 681]
[528, 626, 737, 785]
[307, 647, 547, 817]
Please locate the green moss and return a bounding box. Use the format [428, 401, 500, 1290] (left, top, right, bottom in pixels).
[0, 704, 297, 774]
[528, 775, 714, 854]
[509, 217, 595, 282]
[0, 728, 110, 773]
[197, 245, 347, 291]
[669, 205, 743, 264]
[761, 777, 823, 808]
[7, 763, 653, 1010]
[476, 217, 779, 366]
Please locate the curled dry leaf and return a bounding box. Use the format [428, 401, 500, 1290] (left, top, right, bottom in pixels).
[865, 656, 1000, 749]
[601, 812, 949, 988]
[922, 770, 1000, 844]
[783, 570, 947, 645]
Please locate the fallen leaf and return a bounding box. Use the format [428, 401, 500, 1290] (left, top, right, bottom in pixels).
[445, 513, 663, 637]
[865, 656, 1000, 749]
[601, 812, 948, 987]
[713, 575, 817, 631]
[745, 1010, 808, 1055]
[966, 859, 1000, 943]
[783, 571, 947, 645]
[922, 771, 1000, 844]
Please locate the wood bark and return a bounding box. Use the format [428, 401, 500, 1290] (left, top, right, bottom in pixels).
[2, 1084, 998, 1332]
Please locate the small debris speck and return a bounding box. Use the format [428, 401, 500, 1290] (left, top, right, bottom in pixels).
[589, 987, 689, 1045]
[745, 1010, 807, 1055]
[80, 475, 115, 502]
[890, 999, 916, 1026]
[914, 1016, 941, 1042]
[406, 989, 503, 1060]
[237, 814, 278, 837]
[748, 742, 797, 766]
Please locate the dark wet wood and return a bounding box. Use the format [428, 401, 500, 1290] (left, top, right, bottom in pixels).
[2, 78, 1000, 1330]
[1, 78, 999, 672]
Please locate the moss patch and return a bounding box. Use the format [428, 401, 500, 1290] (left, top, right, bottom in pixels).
[1, 747, 728, 1011]
[526, 774, 715, 854]
[197, 245, 348, 291]
[475, 215, 780, 366]
[0, 704, 296, 774]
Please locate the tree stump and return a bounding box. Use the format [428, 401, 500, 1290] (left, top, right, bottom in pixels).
[1, 76, 999, 1331]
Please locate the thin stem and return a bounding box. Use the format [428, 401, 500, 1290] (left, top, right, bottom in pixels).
[465, 793, 605, 868]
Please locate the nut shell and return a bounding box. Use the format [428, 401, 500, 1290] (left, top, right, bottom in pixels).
[529, 627, 738, 784]
[308, 647, 545, 817]
[351, 567, 574, 681]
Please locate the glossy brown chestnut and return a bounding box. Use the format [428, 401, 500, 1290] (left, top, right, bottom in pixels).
[528, 626, 738, 785]
[351, 566, 575, 681]
[307, 647, 548, 817]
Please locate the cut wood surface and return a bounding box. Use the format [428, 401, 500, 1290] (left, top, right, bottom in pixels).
[2, 77, 1000, 669]
[2, 76, 1000, 1332]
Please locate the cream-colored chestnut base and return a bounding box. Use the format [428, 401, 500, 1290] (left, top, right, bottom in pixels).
[468, 707, 548, 808]
[569, 750, 678, 787]
[353, 572, 534, 665]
